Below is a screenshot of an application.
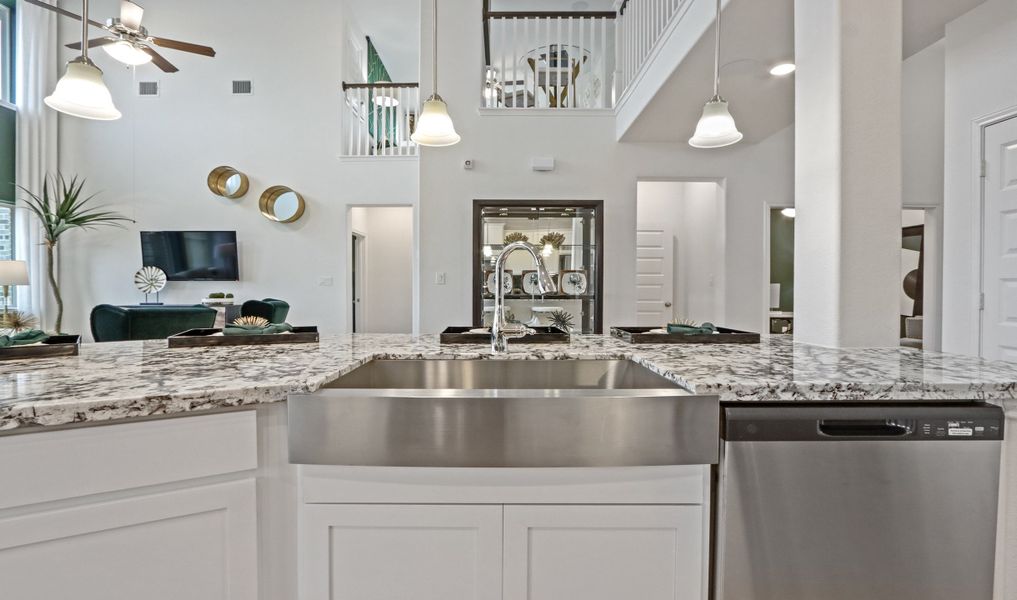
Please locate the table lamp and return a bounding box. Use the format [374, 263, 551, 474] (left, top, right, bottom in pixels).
[0, 261, 29, 320]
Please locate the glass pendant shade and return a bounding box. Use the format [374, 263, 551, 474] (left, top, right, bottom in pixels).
[411, 94, 460, 147]
[103, 40, 153, 66]
[45, 58, 122, 121]
[688, 96, 742, 148]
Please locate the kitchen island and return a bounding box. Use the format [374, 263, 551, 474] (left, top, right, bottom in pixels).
[1, 334, 1015, 600]
[2, 333, 1017, 432]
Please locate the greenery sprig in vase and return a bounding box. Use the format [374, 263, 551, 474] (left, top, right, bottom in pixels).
[19, 175, 133, 333]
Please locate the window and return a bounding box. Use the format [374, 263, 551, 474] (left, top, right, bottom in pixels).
[0, 205, 11, 261]
[0, 3, 11, 104]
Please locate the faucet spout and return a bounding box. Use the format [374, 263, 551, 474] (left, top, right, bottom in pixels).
[491, 241, 557, 352]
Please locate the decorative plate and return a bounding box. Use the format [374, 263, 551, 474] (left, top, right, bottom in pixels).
[485, 270, 513, 294]
[522, 270, 542, 295]
[560, 270, 588, 296]
[134, 266, 167, 294]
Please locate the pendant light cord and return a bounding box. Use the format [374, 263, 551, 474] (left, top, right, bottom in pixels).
[81, 0, 90, 60]
[712, 0, 720, 98]
[432, 0, 438, 95]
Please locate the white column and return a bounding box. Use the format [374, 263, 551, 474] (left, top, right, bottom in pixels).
[793, 0, 903, 347]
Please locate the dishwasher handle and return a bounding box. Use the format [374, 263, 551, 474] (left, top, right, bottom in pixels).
[818, 419, 912, 437]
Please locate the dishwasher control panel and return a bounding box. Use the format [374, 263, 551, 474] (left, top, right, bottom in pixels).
[916, 418, 1003, 439]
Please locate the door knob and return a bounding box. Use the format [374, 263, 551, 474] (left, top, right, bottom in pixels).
[664, 302, 672, 308]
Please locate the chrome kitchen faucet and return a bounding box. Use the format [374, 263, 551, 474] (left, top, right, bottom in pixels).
[491, 241, 557, 352]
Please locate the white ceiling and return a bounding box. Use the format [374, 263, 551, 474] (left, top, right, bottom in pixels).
[623, 0, 988, 143]
[345, 0, 420, 82]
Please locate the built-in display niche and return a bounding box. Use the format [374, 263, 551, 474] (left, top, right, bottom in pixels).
[473, 200, 603, 334]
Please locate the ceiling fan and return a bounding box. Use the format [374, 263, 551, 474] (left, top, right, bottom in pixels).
[24, 0, 215, 73]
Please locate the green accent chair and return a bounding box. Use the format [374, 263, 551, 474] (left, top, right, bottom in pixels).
[90, 304, 217, 342]
[241, 298, 290, 324]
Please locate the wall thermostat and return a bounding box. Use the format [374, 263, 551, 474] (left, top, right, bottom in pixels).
[531, 157, 555, 172]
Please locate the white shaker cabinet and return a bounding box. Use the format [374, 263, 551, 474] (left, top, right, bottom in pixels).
[299, 504, 503, 600]
[503, 505, 706, 600]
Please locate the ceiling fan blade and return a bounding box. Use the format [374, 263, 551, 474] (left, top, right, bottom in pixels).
[151, 37, 216, 57]
[141, 45, 178, 73]
[120, 0, 144, 30]
[22, 0, 105, 28]
[65, 37, 117, 51]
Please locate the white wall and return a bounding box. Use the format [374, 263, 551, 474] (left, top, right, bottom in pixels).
[54, 0, 418, 338]
[942, 0, 1017, 356]
[349, 206, 413, 333]
[417, 0, 793, 334]
[636, 181, 725, 325]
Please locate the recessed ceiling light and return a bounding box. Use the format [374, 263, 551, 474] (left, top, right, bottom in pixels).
[770, 63, 796, 76]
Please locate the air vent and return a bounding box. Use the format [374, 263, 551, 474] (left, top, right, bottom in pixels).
[232, 80, 253, 95]
[138, 81, 159, 96]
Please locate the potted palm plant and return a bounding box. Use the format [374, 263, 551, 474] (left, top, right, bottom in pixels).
[19, 175, 133, 333]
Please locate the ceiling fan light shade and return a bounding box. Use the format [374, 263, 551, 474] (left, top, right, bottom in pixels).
[688, 96, 742, 148]
[411, 94, 461, 147]
[103, 40, 153, 65]
[45, 58, 122, 121]
[372, 80, 399, 107]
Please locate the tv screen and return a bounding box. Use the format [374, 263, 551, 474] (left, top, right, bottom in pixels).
[141, 231, 239, 281]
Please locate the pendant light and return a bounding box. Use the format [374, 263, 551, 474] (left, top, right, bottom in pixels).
[688, 0, 740, 148]
[45, 0, 121, 120]
[411, 0, 460, 146]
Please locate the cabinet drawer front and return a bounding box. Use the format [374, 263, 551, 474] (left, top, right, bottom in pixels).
[0, 479, 257, 600]
[504, 505, 706, 600]
[300, 504, 502, 600]
[0, 411, 257, 510]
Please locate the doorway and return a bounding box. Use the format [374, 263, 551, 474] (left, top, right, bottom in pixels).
[981, 116, 1017, 362]
[348, 206, 414, 334]
[635, 181, 725, 327]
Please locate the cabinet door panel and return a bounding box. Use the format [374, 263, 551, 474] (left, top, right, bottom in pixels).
[0, 480, 257, 600]
[504, 505, 705, 600]
[300, 504, 502, 600]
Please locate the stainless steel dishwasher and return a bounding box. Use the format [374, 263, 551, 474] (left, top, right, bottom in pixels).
[714, 403, 1004, 600]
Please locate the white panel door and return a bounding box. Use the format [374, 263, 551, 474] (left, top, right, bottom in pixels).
[983, 117, 1017, 362]
[503, 505, 706, 600]
[0, 480, 257, 600]
[637, 229, 675, 326]
[300, 504, 502, 600]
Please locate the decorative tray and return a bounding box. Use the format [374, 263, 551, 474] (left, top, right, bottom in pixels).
[0, 335, 82, 361]
[440, 326, 570, 345]
[610, 326, 760, 344]
[168, 326, 319, 348]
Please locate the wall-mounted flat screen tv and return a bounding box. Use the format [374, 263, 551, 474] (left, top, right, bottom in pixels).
[141, 231, 239, 281]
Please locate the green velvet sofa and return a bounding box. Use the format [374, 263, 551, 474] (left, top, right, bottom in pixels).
[240, 298, 290, 324]
[90, 304, 218, 342]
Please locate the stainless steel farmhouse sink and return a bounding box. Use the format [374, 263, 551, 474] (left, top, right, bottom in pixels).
[288, 359, 718, 468]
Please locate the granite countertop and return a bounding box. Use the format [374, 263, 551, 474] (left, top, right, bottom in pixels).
[2, 334, 1016, 432]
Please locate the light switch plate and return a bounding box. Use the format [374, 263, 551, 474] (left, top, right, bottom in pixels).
[435, 272, 447, 285]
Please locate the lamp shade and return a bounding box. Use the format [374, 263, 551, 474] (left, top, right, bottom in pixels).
[688, 97, 742, 148]
[0, 261, 29, 286]
[410, 95, 461, 147]
[45, 58, 122, 121]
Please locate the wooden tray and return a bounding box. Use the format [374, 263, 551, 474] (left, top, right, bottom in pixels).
[0, 335, 81, 361]
[610, 326, 760, 344]
[440, 326, 570, 345]
[168, 326, 319, 348]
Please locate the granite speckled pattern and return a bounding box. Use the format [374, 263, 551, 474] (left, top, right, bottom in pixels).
[2, 334, 1016, 432]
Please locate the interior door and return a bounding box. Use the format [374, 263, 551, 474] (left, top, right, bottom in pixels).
[636, 229, 674, 326]
[982, 117, 1017, 362]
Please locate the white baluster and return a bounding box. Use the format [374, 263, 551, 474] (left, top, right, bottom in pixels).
[512, 16, 519, 109]
[498, 20, 506, 108]
[567, 17, 573, 109]
[600, 17, 608, 108]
